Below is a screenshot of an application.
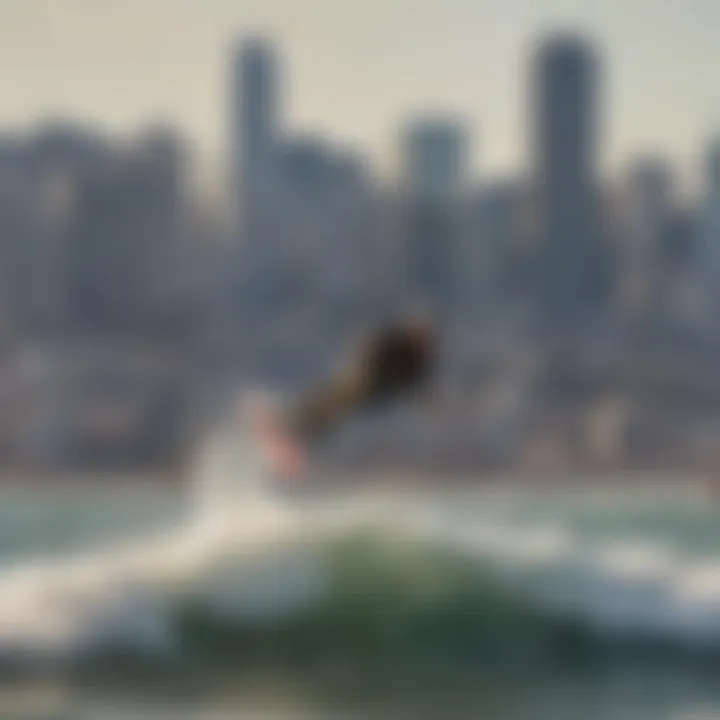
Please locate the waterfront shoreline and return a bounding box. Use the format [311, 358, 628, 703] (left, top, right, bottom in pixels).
[0, 461, 713, 504]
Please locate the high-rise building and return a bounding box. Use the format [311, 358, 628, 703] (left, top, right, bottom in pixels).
[0, 122, 107, 335]
[709, 140, 720, 195]
[275, 135, 377, 339]
[400, 115, 469, 322]
[401, 117, 468, 202]
[619, 155, 675, 324]
[231, 35, 281, 240]
[65, 130, 186, 336]
[697, 138, 720, 325]
[475, 181, 522, 309]
[531, 33, 610, 325]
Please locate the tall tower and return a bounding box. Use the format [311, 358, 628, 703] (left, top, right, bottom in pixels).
[532, 33, 609, 325]
[698, 138, 720, 325]
[620, 155, 674, 324]
[400, 115, 469, 323]
[707, 139, 720, 198]
[402, 117, 468, 203]
[232, 35, 281, 240]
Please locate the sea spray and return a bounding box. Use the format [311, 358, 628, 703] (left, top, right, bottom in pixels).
[1, 406, 720, 675]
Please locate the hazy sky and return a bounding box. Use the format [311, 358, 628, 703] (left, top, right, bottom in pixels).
[0, 0, 718, 180]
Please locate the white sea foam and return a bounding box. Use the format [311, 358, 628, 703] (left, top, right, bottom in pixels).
[1, 399, 720, 663]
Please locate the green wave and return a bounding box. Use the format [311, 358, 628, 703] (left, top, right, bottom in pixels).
[63, 532, 720, 691]
[170, 534, 592, 679]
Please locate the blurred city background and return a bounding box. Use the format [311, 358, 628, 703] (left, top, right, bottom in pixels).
[0, 6, 718, 479]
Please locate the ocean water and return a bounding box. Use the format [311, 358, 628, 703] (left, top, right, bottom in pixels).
[1, 418, 720, 717]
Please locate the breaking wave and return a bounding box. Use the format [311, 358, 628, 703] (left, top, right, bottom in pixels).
[1, 402, 720, 676]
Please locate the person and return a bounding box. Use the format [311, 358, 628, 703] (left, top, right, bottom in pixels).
[247, 312, 438, 478]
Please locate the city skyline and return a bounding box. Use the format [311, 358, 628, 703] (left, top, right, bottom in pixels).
[0, 6, 719, 473]
[0, 0, 718, 182]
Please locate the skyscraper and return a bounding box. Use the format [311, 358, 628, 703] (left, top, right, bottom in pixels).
[401, 117, 468, 203]
[619, 155, 674, 324]
[708, 140, 720, 196]
[531, 33, 610, 325]
[65, 131, 185, 335]
[231, 35, 281, 240]
[400, 115, 469, 322]
[697, 138, 720, 325]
